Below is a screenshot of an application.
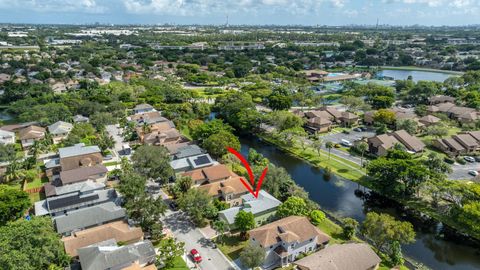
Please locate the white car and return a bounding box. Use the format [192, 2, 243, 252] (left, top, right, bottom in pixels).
[468, 170, 478, 176]
[464, 156, 475, 163]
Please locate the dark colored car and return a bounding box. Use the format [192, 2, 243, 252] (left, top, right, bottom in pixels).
[169, 202, 178, 211]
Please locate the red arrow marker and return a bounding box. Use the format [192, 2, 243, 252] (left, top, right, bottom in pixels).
[227, 147, 268, 198]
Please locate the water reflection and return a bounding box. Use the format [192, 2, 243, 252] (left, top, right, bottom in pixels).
[240, 137, 480, 270]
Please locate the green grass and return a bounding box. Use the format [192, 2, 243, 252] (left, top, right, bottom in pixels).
[28, 192, 45, 204]
[24, 176, 48, 190]
[316, 218, 345, 244]
[218, 235, 247, 261]
[103, 161, 120, 167]
[179, 126, 193, 140]
[164, 256, 189, 270]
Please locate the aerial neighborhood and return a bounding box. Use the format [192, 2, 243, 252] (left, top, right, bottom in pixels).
[1, 16, 480, 270]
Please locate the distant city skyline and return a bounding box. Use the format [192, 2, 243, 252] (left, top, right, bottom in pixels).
[0, 0, 479, 26]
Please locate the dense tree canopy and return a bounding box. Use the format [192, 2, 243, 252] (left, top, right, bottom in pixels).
[0, 185, 31, 225]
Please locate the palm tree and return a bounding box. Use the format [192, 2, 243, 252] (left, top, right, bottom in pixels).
[313, 137, 324, 159]
[357, 142, 369, 168]
[3, 160, 26, 183]
[325, 141, 334, 160]
[213, 220, 226, 244]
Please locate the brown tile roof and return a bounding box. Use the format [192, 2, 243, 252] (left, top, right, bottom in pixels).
[307, 117, 332, 126]
[305, 110, 332, 120]
[203, 164, 233, 182]
[341, 112, 359, 120]
[293, 243, 381, 270]
[443, 138, 465, 151]
[122, 263, 157, 270]
[323, 107, 342, 119]
[165, 142, 191, 154]
[18, 125, 46, 140]
[448, 106, 476, 117]
[419, 115, 441, 124]
[62, 221, 143, 257]
[60, 165, 108, 185]
[368, 134, 399, 149]
[467, 131, 480, 142]
[453, 134, 479, 148]
[391, 130, 425, 152]
[248, 216, 330, 248]
[197, 177, 248, 197]
[436, 102, 456, 112]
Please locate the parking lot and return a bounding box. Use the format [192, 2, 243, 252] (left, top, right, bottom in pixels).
[321, 128, 376, 145]
[448, 161, 480, 180]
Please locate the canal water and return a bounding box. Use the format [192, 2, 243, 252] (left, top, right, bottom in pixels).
[240, 137, 480, 270]
[378, 69, 454, 83]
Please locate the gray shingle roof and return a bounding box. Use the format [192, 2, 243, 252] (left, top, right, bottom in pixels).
[173, 144, 205, 159]
[48, 121, 73, 135]
[78, 240, 155, 270]
[59, 143, 101, 159]
[44, 180, 105, 197]
[53, 202, 126, 234]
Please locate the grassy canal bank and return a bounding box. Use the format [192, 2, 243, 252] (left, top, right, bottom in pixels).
[258, 133, 480, 243]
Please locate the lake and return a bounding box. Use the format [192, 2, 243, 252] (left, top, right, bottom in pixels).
[240, 137, 480, 270]
[378, 69, 455, 82]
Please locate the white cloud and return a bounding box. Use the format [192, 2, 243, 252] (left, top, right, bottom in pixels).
[122, 0, 347, 16]
[0, 0, 107, 13]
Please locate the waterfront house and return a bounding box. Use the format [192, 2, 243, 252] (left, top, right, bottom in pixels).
[293, 243, 381, 270]
[218, 190, 281, 229]
[198, 176, 249, 206]
[248, 216, 331, 268]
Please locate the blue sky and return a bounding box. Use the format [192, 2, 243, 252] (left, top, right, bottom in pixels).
[0, 0, 479, 26]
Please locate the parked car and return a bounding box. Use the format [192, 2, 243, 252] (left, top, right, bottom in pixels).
[103, 154, 113, 160]
[341, 139, 353, 147]
[190, 249, 202, 263]
[342, 130, 350, 134]
[468, 170, 478, 176]
[169, 202, 178, 211]
[464, 156, 475, 163]
[474, 156, 480, 162]
[360, 126, 368, 131]
[353, 127, 362, 132]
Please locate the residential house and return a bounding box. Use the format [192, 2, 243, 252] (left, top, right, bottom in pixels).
[143, 128, 182, 146]
[18, 125, 46, 148]
[419, 115, 441, 126]
[48, 121, 73, 144]
[340, 111, 360, 127]
[59, 143, 103, 171]
[432, 138, 467, 156]
[367, 130, 425, 156]
[427, 102, 479, 124]
[44, 180, 105, 198]
[305, 117, 332, 133]
[51, 82, 67, 93]
[73, 114, 89, 123]
[59, 165, 108, 186]
[198, 176, 249, 206]
[218, 190, 281, 229]
[133, 103, 155, 114]
[390, 130, 426, 153]
[130, 111, 168, 127]
[62, 221, 143, 257]
[293, 243, 381, 270]
[35, 188, 119, 217]
[248, 216, 331, 268]
[429, 95, 456, 105]
[170, 153, 215, 173]
[172, 144, 205, 160]
[367, 134, 400, 156]
[77, 240, 156, 270]
[452, 134, 478, 153]
[0, 129, 15, 144]
[53, 202, 126, 235]
[0, 73, 11, 84]
[183, 164, 235, 186]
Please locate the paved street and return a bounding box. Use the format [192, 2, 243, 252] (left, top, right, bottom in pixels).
[162, 211, 237, 270]
[448, 162, 480, 180]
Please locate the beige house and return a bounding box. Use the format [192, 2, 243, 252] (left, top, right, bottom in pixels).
[62, 221, 143, 257]
[48, 121, 73, 144]
[294, 243, 381, 270]
[367, 130, 425, 156]
[197, 176, 249, 206]
[18, 125, 46, 148]
[182, 164, 236, 186]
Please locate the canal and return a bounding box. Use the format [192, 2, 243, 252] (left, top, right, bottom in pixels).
[240, 137, 480, 270]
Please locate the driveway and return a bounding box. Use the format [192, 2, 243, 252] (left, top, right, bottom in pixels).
[162, 211, 237, 270]
[448, 162, 480, 180]
[106, 124, 132, 160]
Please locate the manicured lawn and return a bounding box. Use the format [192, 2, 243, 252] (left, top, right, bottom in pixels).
[24, 176, 48, 190]
[165, 256, 189, 270]
[218, 235, 247, 261]
[103, 161, 121, 167]
[316, 218, 345, 244]
[28, 192, 45, 203]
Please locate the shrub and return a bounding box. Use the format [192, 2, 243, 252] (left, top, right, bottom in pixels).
[456, 157, 467, 165]
[444, 157, 455, 164]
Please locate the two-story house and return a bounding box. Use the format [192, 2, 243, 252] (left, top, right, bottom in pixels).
[198, 176, 249, 206]
[18, 125, 46, 148]
[48, 121, 73, 144]
[248, 216, 331, 268]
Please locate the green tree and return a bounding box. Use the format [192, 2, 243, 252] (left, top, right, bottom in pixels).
[118, 171, 147, 202]
[267, 92, 293, 110]
[309, 209, 326, 225]
[178, 189, 217, 226]
[125, 195, 167, 234]
[234, 210, 256, 238]
[325, 141, 334, 160]
[396, 119, 418, 134]
[202, 130, 240, 158]
[426, 123, 449, 139]
[390, 241, 404, 266]
[191, 119, 234, 143]
[131, 145, 174, 184]
[3, 159, 26, 183]
[361, 212, 415, 255]
[0, 217, 70, 270]
[342, 218, 359, 240]
[313, 137, 324, 159]
[240, 242, 266, 269]
[276, 196, 308, 218]
[0, 185, 31, 225]
[0, 144, 17, 163]
[175, 175, 193, 193]
[213, 219, 227, 243]
[373, 109, 396, 126]
[156, 238, 185, 268]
